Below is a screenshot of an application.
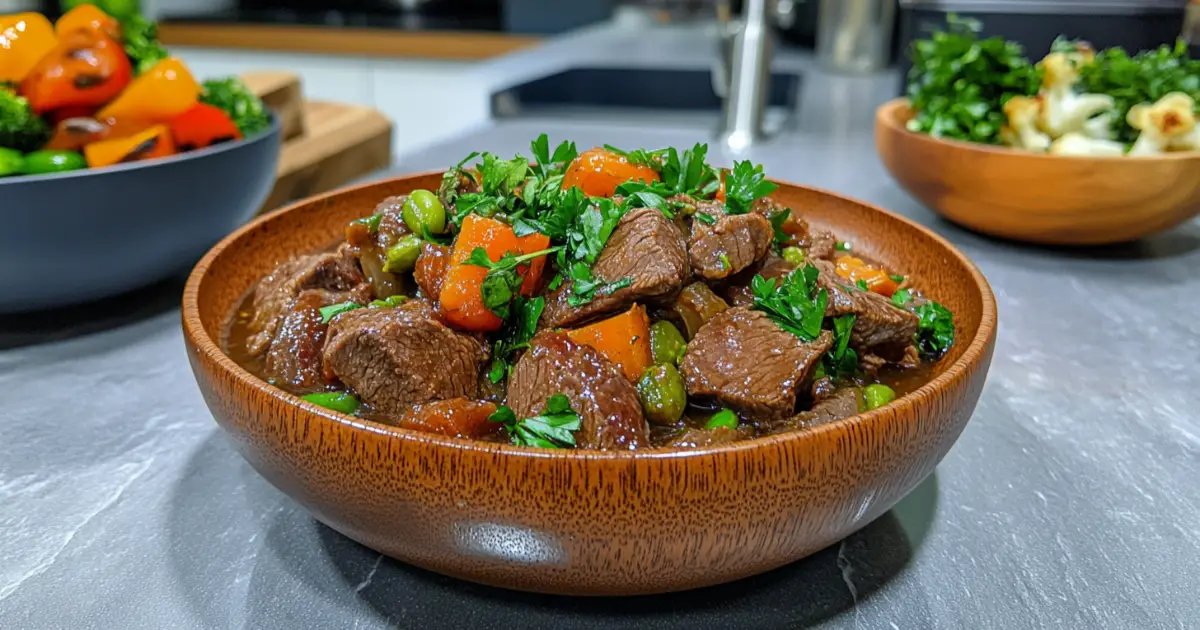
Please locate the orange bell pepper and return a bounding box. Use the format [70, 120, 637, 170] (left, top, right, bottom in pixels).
[83, 124, 175, 168]
[45, 114, 153, 151]
[96, 58, 200, 123]
[834, 255, 900, 298]
[19, 29, 131, 114]
[55, 4, 120, 39]
[565, 304, 653, 382]
[440, 214, 550, 332]
[562, 147, 660, 197]
[0, 13, 57, 83]
[168, 102, 241, 151]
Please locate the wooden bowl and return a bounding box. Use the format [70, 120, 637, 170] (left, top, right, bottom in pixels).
[182, 173, 997, 596]
[875, 98, 1200, 246]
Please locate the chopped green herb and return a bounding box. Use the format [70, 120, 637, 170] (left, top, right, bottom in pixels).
[301, 391, 360, 414]
[724, 160, 778, 215]
[530, 133, 578, 177]
[695, 212, 717, 225]
[603, 144, 668, 169]
[718, 253, 732, 272]
[120, 14, 169, 75]
[768, 209, 791, 246]
[660, 143, 721, 198]
[451, 152, 530, 225]
[352, 214, 383, 232]
[1076, 39, 1200, 144]
[614, 180, 673, 217]
[368, 295, 408, 309]
[822, 314, 858, 380]
[704, 409, 739, 430]
[856, 279, 869, 291]
[890, 274, 905, 284]
[915, 301, 955, 360]
[439, 151, 480, 209]
[488, 296, 545, 383]
[565, 262, 631, 307]
[891, 288, 914, 307]
[464, 246, 561, 319]
[750, 265, 827, 342]
[488, 394, 582, 448]
[319, 301, 363, 323]
[547, 273, 564, 291]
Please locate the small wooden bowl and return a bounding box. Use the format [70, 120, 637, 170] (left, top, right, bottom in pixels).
[875, 98, 1200, 246]
[182, 173, 997, 596]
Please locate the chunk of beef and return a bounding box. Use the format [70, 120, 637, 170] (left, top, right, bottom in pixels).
[722, 254, 795, 307]
[752, 197, 807, 245]
[246, 249, 365, 355]
[666, 425, 754, 449]
[689, 203, 773, 280]
[264, 286, 368, 391]
[413, 241, 451, 300]
[541, 207, 689, 328]
[815, 260, 918, 359]
[322, 300, 484, 415]
[789, 387, 862, 429]
[681, 307, 833, 420]
[508, 331, 648, 450]
[803, 229, 838, 261]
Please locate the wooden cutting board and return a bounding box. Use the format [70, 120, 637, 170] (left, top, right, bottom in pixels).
[242, 72, 394, 214]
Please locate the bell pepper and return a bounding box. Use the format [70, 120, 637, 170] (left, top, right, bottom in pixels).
[19, 29, 132, 114]
[96, 58, 200, 123]
[55, 4, 120, 39]
[44, 114, 152, 151]
[168, 102, 241, 151]
[0, 13, 58, 84]
[83, 124, 174, 168]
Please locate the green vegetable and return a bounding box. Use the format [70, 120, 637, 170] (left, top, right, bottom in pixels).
[704, 409, 739, 430]
[782, 246, 806, 266]
[383, 234, 423, 273]
[463, 246, 561, 319]
[438, 150, 479, 209]
[649, 321, 688, 366]
[767, 209, 791, 246]
[603, 144, 667, 169]
[120, 14, 168, 75]
[724, 160, 778, 215]
[822, 314, 858, 380]
[401, 189, 447, 235]
[637, 364, 687, 425]
[863, 384, 896, 410]
[718, 253, 732, 272]
[451, 152, 530, 225]
[614, 180, 673, 218]
[200, 78, 271, 137]
[21, 151, 86, 175]
[563, 261, 630, 308]
[369, 295, 408, 309]
[61, 0, 140, 20]
[906, 15, 1040, 145]
[890, 274, 905, 284]
[301, 391, 360, 414]
[750, 265, 827, 342]
[835, 240, 852, 252]
[487, 296, 544, 383]
[856, 279, 869, 291]
[352, 213, 383, 232]
[0, 148, 23, 177]
[915, 301, 955, 360]
[660, 143, 720, 198]
[891, 288, 913, 307]
[695, 212, 717, 225]
[1076, 39, 1200, 144]
[488, 394, 582, 448]
[317, 295, 406, 323]
[0, 89, 51, 154]
[530, 132, 578, 178]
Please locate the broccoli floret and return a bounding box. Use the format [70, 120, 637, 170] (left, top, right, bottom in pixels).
[0, 88, 51, 153]
[199, 78, 271, 137]
[120, 14, 169, 75]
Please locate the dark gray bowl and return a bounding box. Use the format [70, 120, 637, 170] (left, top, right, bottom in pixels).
[0, 118, 281, 313]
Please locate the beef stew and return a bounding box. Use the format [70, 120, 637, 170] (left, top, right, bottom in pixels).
[225, 137, 957, 450]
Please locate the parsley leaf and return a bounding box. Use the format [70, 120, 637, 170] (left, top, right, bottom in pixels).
[487, 296, 545, 383]
[451, 152, 530, 226]
[768, 209, 791, 246]
[856, 279, 870, 291]
[531, 133, 578, 177]
[661, 143, 720, 198]
[892, 288, 914, 307]
[615, 181, 673, 217]
[488, 394, 583, 448]
[603, 144, 667, 168]
[750, 265, 827, 341]
[724, 160, 778, 214]
[352, 213, 383, 232]
[318, 295, 407, 323]
[914, 301, 955, 360]
[463, 246, 561, 319]
[695, 212, 717, 225]
[565, 198, 625, 266]
[564, 262, 631, 307]
[1076, 39, 1200, 144]
[439, 151, 480, 209]
[822, 314, 859, 379]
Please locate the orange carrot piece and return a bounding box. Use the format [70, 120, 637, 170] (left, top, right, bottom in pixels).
[397, 398, 500, 439]
[565, 304, 653, 382]
[440, 214, 550, 332]
[834, 255, 899, 298]
[562, 147, 660, 198]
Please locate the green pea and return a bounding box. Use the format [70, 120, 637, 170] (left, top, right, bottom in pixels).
[649, 321, 687, 366]
[636, 364, 687, 425]
[383, 234, 423, 273]
[782, 246, 806, 266]
[704, 408, 738, 430]
[301, 391, 360, 414]
[863, 384, 896, 410]
[402, 189, 447, 235]
[20, 150, 86, 175]
[0, 148, 23, 177]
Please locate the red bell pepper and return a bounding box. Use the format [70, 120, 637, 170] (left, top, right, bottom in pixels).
[19, 29, 132, 114]
[168, 102, 242, 151]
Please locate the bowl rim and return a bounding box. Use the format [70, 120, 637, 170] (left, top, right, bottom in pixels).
[182, 171, 998, 461]
[876, 97, 1200, 162]
[0, 116, 281, 185]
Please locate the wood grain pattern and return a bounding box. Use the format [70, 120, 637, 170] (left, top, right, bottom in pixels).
[159, 23, 541, 61]
[875, 98, 1200, 246]
[181, 174, 997, 596]
[241, 71, 305, 141]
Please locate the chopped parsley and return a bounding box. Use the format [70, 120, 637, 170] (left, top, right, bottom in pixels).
[661, 143, 721, 198]
[463, 246, 561, 319]
[530, 133, 578, 177]
[603, 144, 668, 168]
[750, 265, 827, 342]
[487, 296, 545, 383]
[890, 274, 905, 283]
[489, 394, 583, 448]
[835, 240, 852, 252]
[317, 295, 407, 324]
[724, 160, 778, 215]
[451, 152, 530, 225]
[891, 288, 913, 306]
[438, 151, 480, 209]
[914, 301, 955, 360]
[564, 262, 631, 307]
[695, 212, 718, 225]
[768, 209, 791, 246]
[856, 279, 870, 292]
[352, 213, 383, 232]
[822, 314, 858, 379]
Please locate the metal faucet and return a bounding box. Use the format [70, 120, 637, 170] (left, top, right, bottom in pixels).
[714, 0, 774, 153]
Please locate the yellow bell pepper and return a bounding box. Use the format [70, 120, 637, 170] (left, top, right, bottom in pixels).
[1, 13, 58, 83]
[96, 57, 201, 122]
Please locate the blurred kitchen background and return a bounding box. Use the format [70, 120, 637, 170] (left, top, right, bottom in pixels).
[8, 0, 1193, 160]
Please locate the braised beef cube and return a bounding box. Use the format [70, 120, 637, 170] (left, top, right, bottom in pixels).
[413, 241, 452, 300]
[667, 425, 754, 449]
[681, 307, 833, 419]
[264, 286, 368, 391]
[722, 254, 795, 308]
[541, 207, 689, 329]
[689, 203, 773, 280]
[508, 331, 648, 450]
[815, 260, 918, 358]
[804, 229, 838, 261]
[752, 197, 807, 245]
[790, 387, 862, 429]
[810, 376, 837, 401]
[322, 300, 484, 415]
[246, 248, 365, 355]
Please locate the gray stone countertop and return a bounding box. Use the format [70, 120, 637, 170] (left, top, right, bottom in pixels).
[3, 68, 1200, 629]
